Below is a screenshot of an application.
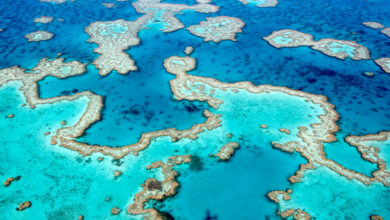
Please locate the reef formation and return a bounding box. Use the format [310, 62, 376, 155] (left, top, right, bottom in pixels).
[33, 16, 54, 24]
[238, 0, 278, 7]
[85, 19, 146, 76]
[132, 0, 219, 32]
[362, 21, 390, 38]
[25, 31, 54, 42]
[187, 16, 245, 42]
[1, 42, 389, 218]
[374, 57, 390, 74]
[382, 28, 390, 38]
[362, 21, 385, 29]
[85, 0, 219, 76]
[127, 160, 188, 219]
[264, 29, 371, 60]
[39, 0, 73, 3]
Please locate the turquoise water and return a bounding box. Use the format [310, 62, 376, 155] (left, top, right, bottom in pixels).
[273, 35, 293, 44]
[160, 144, 305, 219]
[377, 140, 390, 165]
[0, 82, 148, 219]
[278, 166, 390, 218]
[323, 133, 378, 177]
[245, 0, 267, 5]
[0, 76, 317, 219]
[360, 138, 390, 169]
[1, 0, 390, 219]
[156, 83, 320, 218]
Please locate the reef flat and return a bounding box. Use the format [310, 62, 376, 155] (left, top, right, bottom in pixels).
[85, 0, 219, 76]
[25, 31, 54, 42]
[382, 28, 390, 38]
[187, 16, 245, 42]
[263, 29, 316, 48]
[375, 57, 390, 74]
[33, 16, 54, 24]
[363, 21, 385, 30]
[362, 21, 390, 39]
[102, 2, 116, 8]
[132, 0, 219, 33]
[85, 19, 146, 76]
[238, 0, 278, 8]
[39, 0, 72, 3]
[312, 39, 371, 60]
[264, 29, 371, 60]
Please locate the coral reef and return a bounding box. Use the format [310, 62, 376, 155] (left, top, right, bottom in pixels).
[25, 31, 54, 42]
[238, 0, 278, 8]
[187, 16, 245, 42]
[33, 16, 54, 24]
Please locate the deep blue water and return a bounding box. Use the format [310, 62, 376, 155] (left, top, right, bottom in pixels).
[1, 0, 390, 219]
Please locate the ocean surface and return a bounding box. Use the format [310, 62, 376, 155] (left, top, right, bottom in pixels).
[1, 0, 389, 219]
